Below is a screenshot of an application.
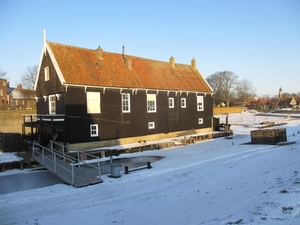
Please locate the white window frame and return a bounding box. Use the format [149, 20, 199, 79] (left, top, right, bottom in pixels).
[90, 124, 98, 137]
[197, 96, 204, 111]
[198, 118, 203, 124]
[44, 66, 50, 81]
[148, 122, 155, 129]
[49, 95, 56, 115]
[121, 93, 131, 113]
[168, 97, 174, 108]
[87, 92, 101, 114]
[147, 94, 156, 113]
[181, 98, 186, 108]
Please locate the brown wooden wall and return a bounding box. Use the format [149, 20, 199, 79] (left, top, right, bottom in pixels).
[62, 86, 213, 144]
[35, 49, 65, 97]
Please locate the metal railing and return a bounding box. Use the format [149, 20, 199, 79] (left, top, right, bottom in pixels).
[32, 141, 102, 186]
[23, 114, 66, 123]
[48, 141, 102, 177]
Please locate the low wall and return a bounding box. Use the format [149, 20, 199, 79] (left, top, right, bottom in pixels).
[68, 127, 213, 150]
[213, 107, 247, 116]
[0, 110, 36, 133]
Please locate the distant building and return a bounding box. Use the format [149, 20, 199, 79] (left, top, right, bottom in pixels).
[10, 85, 36, 110]
[247, 97, 276, 110]
[277, 87, 297, 109]
[0, 78, 35, 110]
[0, 78, 9, 110]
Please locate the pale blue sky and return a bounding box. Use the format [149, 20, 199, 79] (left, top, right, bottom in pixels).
[1, 0, 299, 96]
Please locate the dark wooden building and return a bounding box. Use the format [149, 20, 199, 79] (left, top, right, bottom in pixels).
[33, 40, 214, 149]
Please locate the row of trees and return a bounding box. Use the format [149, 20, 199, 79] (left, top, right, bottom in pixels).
[0, 66, 37, 90]
[206, 71, 256, 107]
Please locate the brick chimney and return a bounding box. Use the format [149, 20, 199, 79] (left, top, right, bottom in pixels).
[191, 58, 197, 70]
[125, 58, 132, 70]
[169, 56, 175, 67]
[95, 46, 103, 59]
[17, 84, 22, 90]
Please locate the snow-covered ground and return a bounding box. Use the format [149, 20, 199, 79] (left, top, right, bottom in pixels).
[0, 152, 22, 164]
[0, 112, 300, 225]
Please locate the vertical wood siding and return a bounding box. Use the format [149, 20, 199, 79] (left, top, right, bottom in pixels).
[63, 87, 213, 144]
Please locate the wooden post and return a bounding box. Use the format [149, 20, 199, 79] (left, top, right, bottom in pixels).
[30, 115, 33, 142]
[147, 162, 152, 169]
[125, 166, 129, 174]
[19, 160, 24, 170]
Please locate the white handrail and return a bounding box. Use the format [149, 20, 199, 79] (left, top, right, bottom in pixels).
[49, 141, 102, 178]
[32, 141, 102, 186]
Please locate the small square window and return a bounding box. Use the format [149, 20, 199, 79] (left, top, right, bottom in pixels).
[90, 124, 98, 137]
[44, 66, 50, 81]
[168, 98, 174, 108]
[181, 98, 186, 108]
[198, 118, 203, 124]
[148, 122, 155, 129]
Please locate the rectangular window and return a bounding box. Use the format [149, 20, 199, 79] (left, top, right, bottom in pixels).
[90, 124, 98, 137]
[181, 98, 186, 108]
[198, 118, 203, 124]
[147, 94, 156, 112]
[168, 98, 174, 108]
[49, 95, 56, 114]
[87, 92, 101, 114]
[44, 66, 50, 81]
[122, 93, 131, 113]
[148, 122, 155, 129]
[0, 89, 3, 96]
[197, 96, 204, 111]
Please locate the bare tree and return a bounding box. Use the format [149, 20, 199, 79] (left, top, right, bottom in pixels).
[206, 71, 238, 107]
[290, 93, 298, 97]
[235, 78, 256, 106]
[0, 69, 7, 78]
[206, 73, 223, 106]
[20, 65, 38, 89]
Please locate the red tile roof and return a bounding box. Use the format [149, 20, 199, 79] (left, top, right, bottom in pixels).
[48, 41, 213, 93]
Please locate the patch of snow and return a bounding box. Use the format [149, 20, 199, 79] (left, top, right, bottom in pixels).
[0, 152, 22, 163]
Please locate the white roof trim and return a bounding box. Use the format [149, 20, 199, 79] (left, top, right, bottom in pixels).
[46, 41, 66, 85]
[63, 83, 213, 96]
[34, 40, 66, 91]
[34, 40, 46, 91]
[197, 70, 214, 93]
